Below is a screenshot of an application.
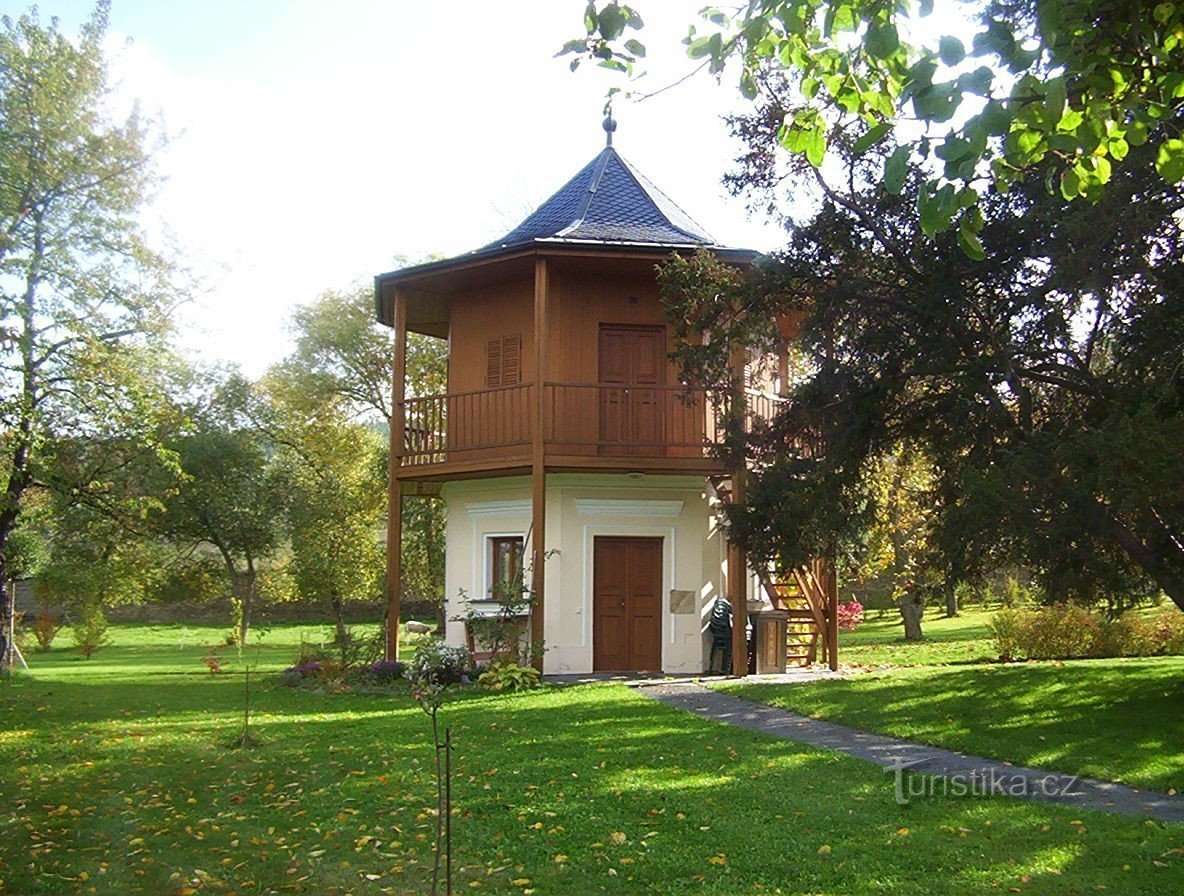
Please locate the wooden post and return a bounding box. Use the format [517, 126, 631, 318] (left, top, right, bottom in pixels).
[728, 340, 749, 677]
[826, 555, 839, 671]
[385, 289, 407, 661]
[529, 258, 548, 671]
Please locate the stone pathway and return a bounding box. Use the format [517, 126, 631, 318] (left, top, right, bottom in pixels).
[638, 680, 1184, 825]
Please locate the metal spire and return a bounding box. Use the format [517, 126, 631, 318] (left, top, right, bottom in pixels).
[603, 104, 617, 147]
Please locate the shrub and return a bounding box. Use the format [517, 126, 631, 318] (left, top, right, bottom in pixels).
[1020, 602, 1099, 659]
[836, 599, 864, 632]
[291, 638, 334, 668]
[990, 604, 1184, 661]
[32, 608, 64, 652]
[368, 659, 406, 682]
[281, 661, 323, 687]
[202, 646, 225, 674]
[477, 658, 541, 692]
[987, 608, 1030, 661]
[71, 604, 110, 659]
[408, 639, 472, 686]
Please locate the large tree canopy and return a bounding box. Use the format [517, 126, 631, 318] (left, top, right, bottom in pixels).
[567, 0, 1184, 253]
[661, 107, 1184, 610]
[0, 3, 177, 670]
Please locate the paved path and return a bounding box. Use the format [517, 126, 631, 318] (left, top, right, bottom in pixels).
[638, 680, 1184, 825]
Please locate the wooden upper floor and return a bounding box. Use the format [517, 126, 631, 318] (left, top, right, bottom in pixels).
[377, 247, 789, 481]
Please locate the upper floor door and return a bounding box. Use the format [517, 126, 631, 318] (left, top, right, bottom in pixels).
[599, 324, 665, 455]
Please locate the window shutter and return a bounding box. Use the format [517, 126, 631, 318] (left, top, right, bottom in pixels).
[502, 335, 521, 385]
[486, 338, 503, 387]
[485, 335, 521, 387]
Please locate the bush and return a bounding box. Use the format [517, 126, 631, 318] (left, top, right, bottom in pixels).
[1020, 602, 1099, 659]
[836, 599, 864, 632]
[477, 658, 541, 692]
[32, 608, 64, 652]
[990, 604, 1184, 661]
[368, 659, 405, 682]
[987, 608, 1029, 662]
[408, 639, 472, 686]
[281, 661, 323, 687]
[72, 604, 110, 659]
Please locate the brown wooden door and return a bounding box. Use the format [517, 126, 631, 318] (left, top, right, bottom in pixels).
[593, 537, 663, 671]
[599, 325, 665, 455]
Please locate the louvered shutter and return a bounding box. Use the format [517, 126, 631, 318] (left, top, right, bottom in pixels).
[485, 335, 522, 387]
[486, 338, 503, 387]
[501, 335, 521, 385]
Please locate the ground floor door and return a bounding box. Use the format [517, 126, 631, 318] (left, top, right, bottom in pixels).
[593, 536, 663, 671]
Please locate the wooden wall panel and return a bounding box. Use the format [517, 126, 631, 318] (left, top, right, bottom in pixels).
[447, 278, 534, 394]
[547, 267, 673, 386]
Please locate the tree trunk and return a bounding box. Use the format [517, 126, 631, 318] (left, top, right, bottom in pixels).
[232, 566, 256, 646]
[900, 594, 925, 641]
[330, 592, 349, 644]
[0, 575, 11, 674]
[944, 586, 958, 618]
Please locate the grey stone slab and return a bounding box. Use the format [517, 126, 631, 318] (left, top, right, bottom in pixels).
[640, 681, 1184, 825]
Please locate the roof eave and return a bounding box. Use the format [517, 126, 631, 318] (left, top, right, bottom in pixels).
[375, 239, 759, 287]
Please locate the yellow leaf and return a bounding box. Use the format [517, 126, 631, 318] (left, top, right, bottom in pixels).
[511, 879, 531, 886]
[708, 854, 727, 866]
[818, 844, 832, 855]
[897, 827, 909, 836]
[553, 855, 568, 863]
[610, 831, 627, 846]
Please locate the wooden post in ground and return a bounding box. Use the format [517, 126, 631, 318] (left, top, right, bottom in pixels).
[385, 289, 407, 661]
[728, 340, 749, 677]
[826, 555, 839, 671]
[529, 258, 549, 671]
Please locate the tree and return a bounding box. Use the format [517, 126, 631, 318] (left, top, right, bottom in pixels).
[278, 287, 448, 621]
[262, 366, 385, 643]
[843, 446, 942, 638]
[161, 373, 290, 644]
[566, 1, 1184, 252]
[0, 3, 176, 672]
[660, 111, 1184, 613]
[282, 285, 446, 423]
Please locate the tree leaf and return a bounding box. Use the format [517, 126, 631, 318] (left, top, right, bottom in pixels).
[865, 23, 899, 60]
[883, 146, 910, 194]
[938, 36, 965, 66]
[853, 122, 892, 156]
[1155, 139, 1184, 183]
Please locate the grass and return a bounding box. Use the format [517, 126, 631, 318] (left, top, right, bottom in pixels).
[725, 657, 1184, 794]
[2, 628, 1183, 894]
[838, 605, 998, 667]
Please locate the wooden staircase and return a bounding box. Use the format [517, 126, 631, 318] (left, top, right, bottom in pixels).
[711, 477, 831, 668]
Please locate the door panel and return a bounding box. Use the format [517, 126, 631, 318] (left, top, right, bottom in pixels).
[593, 537, 663, 672]
[598, 325, 666, 455]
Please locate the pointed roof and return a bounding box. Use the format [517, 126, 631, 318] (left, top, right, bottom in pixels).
[485, 145, 718, 250]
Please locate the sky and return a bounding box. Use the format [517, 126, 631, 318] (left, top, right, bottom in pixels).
[40, 0, 796, 377]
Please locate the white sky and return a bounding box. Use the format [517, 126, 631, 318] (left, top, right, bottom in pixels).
[43, 0, 792, 377]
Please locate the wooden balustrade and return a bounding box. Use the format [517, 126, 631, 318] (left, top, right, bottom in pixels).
[396, 382, 801, 468]
[400, 383, 533, 465]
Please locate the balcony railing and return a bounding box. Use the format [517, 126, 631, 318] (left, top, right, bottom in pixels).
[396, 381, 801, 469]
[401, 383, 533, 465]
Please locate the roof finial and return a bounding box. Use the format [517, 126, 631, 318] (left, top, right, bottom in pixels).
[602, 97, 617, 148]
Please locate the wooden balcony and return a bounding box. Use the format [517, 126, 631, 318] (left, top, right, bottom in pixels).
[395, 382, 792, 480]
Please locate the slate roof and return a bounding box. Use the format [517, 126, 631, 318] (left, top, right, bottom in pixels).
[486, 146, 718, 249]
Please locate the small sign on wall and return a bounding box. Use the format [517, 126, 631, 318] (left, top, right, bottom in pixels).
[669, 589, 696, 615]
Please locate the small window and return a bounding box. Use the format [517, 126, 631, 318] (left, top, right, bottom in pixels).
[488, 535, 525, 600]
[486, 335, 522, 387]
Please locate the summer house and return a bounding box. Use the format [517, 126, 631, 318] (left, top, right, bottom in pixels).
[375, 116, 838, 676]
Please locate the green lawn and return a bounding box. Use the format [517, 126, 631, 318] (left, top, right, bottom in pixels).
[2, 631, 1182, 894]
[838, 605, 998, 667]
[725, 658, 1184, 793]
